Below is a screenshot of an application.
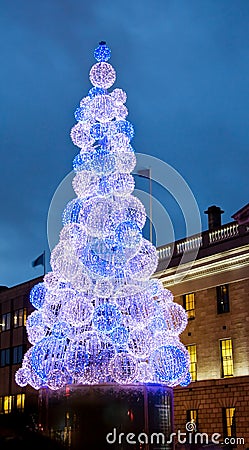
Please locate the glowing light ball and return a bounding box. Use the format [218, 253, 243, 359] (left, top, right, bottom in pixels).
[136, 362, 153, 383]
[72, 152, 93, 172]
[150, 345, 189, 385]
[115, 105, 128, 120]
[64, 293, 94, 326]
[90, 62, 116, 89]
[31, 336, 66, 379]
[123, 196, 147, 229]
[128, 239, 159, 280]
[15, 368, 29, 387]
[70, 122, 94, 148]
[26, 311, 47, 344]
[59, 223, 87, 249]
[43, 272, 60, 290]
[115, 221, 142, 248]
[110, 88, 127, 105]
[62, 199, 84, 225]
[111, 173, 135, 196]
[110, 353, 138, 384]
[94, 42, 111, 62]
[162, 302, 188, 335]
[88, 86, 107, 98]
[50, 243, 83, 280]
[115, 151, 136, 173]
[72, 171, 99, 198]
[115, 120, 135, 140]
[29, 282, 47, 309]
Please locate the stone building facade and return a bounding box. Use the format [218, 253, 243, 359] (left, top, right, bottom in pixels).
[155, 203, 249, 448]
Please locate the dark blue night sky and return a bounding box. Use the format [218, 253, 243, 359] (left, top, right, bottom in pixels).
[1, 0, 249, 287]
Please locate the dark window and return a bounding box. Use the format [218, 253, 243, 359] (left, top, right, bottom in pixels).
[12, 345, 24, 364]
[0, 348, 10, 367]
[217, 285, 229, 314]
[183, 293, 195, 319]
[222, 407, 236, 438]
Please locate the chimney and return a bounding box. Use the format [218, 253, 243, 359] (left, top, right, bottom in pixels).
[204, 205, 224, 231]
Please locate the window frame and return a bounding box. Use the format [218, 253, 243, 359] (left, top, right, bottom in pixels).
[217, 284, 230, 314]
[183, 293, 195, 319]
[1, 312, 11, 332]
[186, 409, 198, 432]
[0, 348, 11, 367]
[220, 338, 234, 378]
[12, 345, 24, 365]
[222, 407, 236, 438]
[16, 393, 25, 412]
[186, 344, 197, 381]
[13, 308, 27, 328]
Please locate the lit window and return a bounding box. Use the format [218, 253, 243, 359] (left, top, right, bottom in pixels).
[186, 409, 198, 430]
[23, 308, 27, 326]
[1, 312, 11, 332]
[217, 285, 229, 314]
[13, 311, 18, 327]
[186, 344, 197, 381]
[13, 308, 27, 328]
[3, 396, 13, 414]
[183, 293, 195, 319]
[220, 339, 233, 377]
[222, 407, 236, 437]
[16, 394, 25, 412]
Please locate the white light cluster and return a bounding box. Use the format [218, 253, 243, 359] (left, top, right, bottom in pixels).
[15, 43, 191, 390]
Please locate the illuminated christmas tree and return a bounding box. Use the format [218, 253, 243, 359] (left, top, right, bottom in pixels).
[16, 42, 190, 391]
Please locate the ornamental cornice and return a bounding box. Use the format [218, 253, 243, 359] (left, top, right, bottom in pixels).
[155, 244, 249, 286]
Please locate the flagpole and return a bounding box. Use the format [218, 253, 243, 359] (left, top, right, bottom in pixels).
[43, 250, 46, 276]
[137, 168, 153, 243]
[149, 168, 152, 244]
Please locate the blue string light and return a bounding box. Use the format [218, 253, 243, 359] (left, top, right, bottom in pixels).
[94, 42, 111, 62]
[29, 283, 47, 309]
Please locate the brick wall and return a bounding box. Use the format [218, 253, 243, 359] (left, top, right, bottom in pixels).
[173, 376, 249, 449]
